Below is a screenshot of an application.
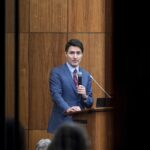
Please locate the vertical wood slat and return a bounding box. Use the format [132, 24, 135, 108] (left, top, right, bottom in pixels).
[29, 33, 67, 129]
[68, 0, 105, 32]
[94, 112, 114, 150]
[5, 34, 15, 118]
[19, 0, 29, 32]
[105, 0, 113, 33]
[19, 34, 29, 129]
[105, 0, 113, 97]
[5, 0, 15, 33]
[25, 130, 29, 150]
[30, 0, 67, 32]
[105, 33, 113, 97]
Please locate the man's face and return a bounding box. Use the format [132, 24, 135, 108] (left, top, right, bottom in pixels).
[65, 46, 83, 67]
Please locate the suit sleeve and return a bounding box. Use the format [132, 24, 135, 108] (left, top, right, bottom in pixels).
[49, 69, 70, 112]
[82, 74, 93, 108]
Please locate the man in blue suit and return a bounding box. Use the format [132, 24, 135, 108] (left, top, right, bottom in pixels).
[48, 39, 93, 133]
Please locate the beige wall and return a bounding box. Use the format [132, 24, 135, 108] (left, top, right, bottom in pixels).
[5, 0, 113, 150]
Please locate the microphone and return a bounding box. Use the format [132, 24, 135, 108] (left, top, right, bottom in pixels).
[78, 71, 82, 85]
[90, 74, 111, 98]
[77, 72, 82, 99]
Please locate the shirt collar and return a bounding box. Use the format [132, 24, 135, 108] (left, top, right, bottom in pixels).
[66, 62, 79, 74]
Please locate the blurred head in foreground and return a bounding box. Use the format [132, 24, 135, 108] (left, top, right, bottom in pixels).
[48, 122, 91, 150]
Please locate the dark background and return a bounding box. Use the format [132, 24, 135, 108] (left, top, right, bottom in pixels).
[113, 1, 150, 150]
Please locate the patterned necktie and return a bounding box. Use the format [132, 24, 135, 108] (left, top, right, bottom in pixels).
[73, 69, 78, 87]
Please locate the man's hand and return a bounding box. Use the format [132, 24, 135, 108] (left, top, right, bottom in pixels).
[77, 85, 88, 99]
[66, 106, 81, 113]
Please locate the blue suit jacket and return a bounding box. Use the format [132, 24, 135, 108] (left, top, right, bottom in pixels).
[47, 64, 93, 133]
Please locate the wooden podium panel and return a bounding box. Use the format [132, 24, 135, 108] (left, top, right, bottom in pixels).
[68, 107, 114, 150]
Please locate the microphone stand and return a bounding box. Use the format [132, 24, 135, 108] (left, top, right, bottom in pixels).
[90, 75, 111, 98]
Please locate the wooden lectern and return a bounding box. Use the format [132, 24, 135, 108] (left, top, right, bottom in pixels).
[67, 107, 114, 150]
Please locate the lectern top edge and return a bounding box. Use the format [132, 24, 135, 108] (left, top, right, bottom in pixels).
[65, 107, 114, 116]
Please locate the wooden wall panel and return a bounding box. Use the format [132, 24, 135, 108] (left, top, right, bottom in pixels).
[30, 0, 67, 32]
[25, 130, 29, 150]
[94, 112, 114, 150]
[5, 34, 15, 118]
[5, 0, 15, 33]
[5, 0, 113, 149]
[29, 33, 67, 129]
[19, 0, 29, 32]
[29, 130, 53, 150]
[68, 0, 105, 32]
[19, 34, 29, 129]
[105, 33, 113, 96]
[105, 0, 113, 33]
[68, 34, 105, 106]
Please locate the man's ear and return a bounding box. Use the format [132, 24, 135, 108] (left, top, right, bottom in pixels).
[65, 51, 68, 56]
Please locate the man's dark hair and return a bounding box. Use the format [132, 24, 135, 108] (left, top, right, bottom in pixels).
[65, 39, 84, 53]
